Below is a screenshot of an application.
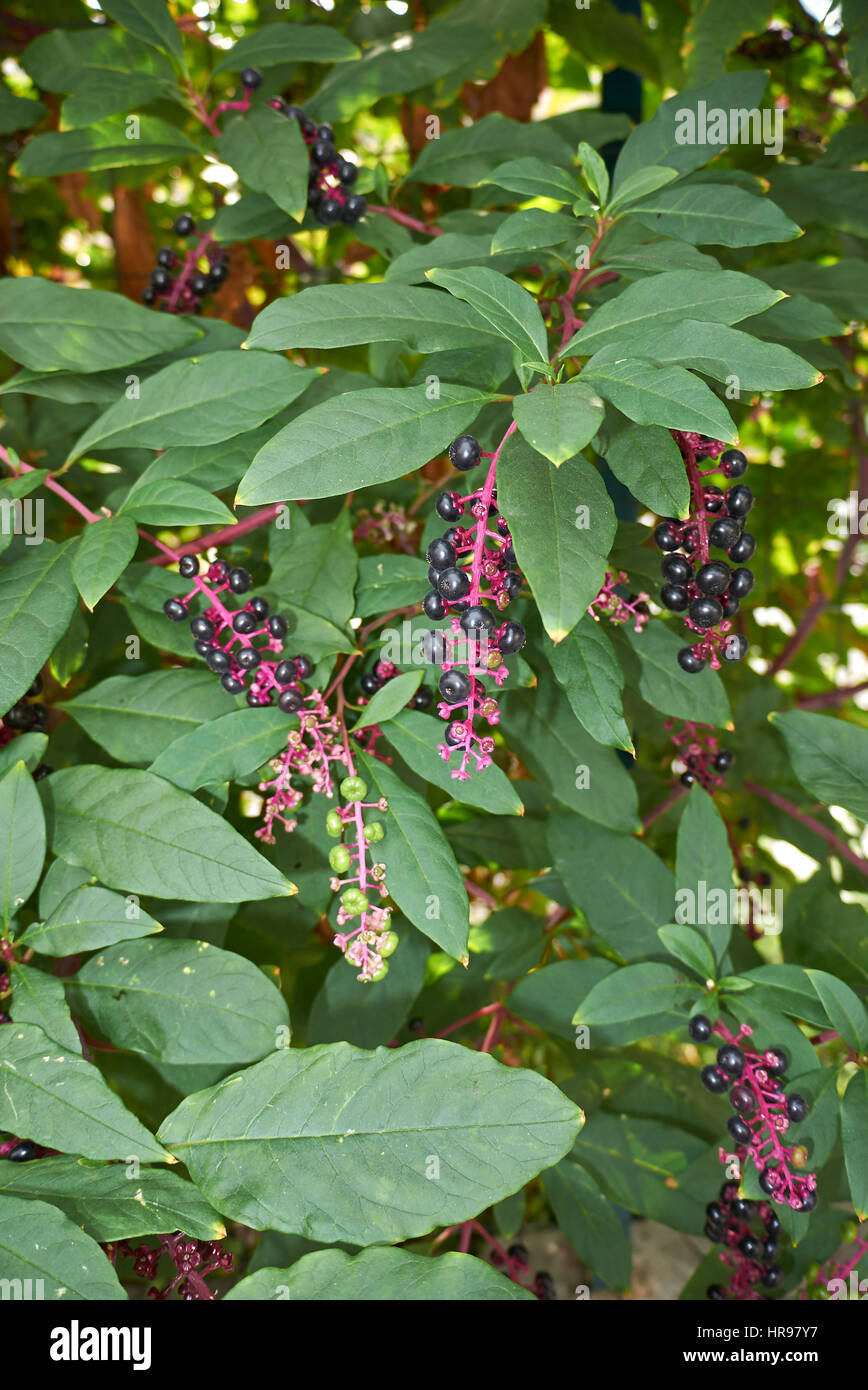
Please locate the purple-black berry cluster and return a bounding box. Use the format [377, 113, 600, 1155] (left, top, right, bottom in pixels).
[142, 215, 230, 312]
[269, 99, 366, 226]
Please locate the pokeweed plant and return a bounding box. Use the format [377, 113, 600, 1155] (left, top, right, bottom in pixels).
[0, 0, 865, 1308]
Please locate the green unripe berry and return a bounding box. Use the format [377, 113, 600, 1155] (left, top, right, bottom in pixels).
[841, 1221, 860, 1243]
[341, 888, 369, 915]
[326, 810, 343, 838]
[371, 962, 389, 982]
[340, 776, 367, 801]
[363, 820, 384, 843]
[329, 845, 351, 874]
[379, 931, 399, 957]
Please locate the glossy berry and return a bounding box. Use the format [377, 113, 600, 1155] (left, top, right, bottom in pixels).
[730, 1084, 756, 1116]
[221, 674, 244, 695]
[460, 605, 495, 635]
[423, 590, 447, 620]
[435, 491, 462, 523]
[498, 621, 526, 654]
[194, 639, 211, 657]
[716, 1044, 745, 1077]
[677, 647, 706, 674]
[360, 672, 380, 697]
[765, 1213, 781, 1236]
[329, 844, 351, 875]
[680, 772, 696, 788]
[233, 611, 257, 635]
[721, 448, 748, 478]
[179, 554, 199, 578]
[729, 567, 754, 599]
[268, 614, 288, 639]
[150, 267, 172, 293]
[761, 1267, 783, 1290]
[722, 634, 749, 663]
[695, 562, 731, 597]
[727, 1115, 752, 1144]
[689, 596, 724, 629]
[294, 656, 313, 680]
[190, 273, 211, 298]
[412, 686, 433, 710]
[728, 532, 756, 564]
[190, 616, 215, 640]
[228, 567, 251, 594]
[701, 1065, 728, 1094]
[764, 1047, 789, 1075]
[336, 158, 358, 185]
[274, 660, 297, 686]
[4, 702, 32, 730]
[739, 1234, 763, 1260]
[7, 1140, 38, 1162]
[240, 67, 262, 89]
[731, 1198, 754, 1222]
[249, 596, 269, 619]
[206, 648, 231, 673]
[427, 537, 456, 570]
[689, 1014, 712, 1042]
[341, 195, 367, 224]
[311, 139, 336, 166]
[653, 521, 681, 551]
[142, 286, 156, 305]
[661, 554, 692, 585]
[708, 517, 742, 551]
[157, 247, 175, 269]
[173, 214, 195, 236]
[277, 689, 303, 713]
[33, 764, 52, 781]
[340, 775, 367, 801]
[317, 196, 342, 224]
[236, 647, 261, 670]
[503, 571, 522, 601]
[703, 485, 724, 513]
[163, 597, 187, 622]
[726, 485, 754, 517]
[439, 669, 472, 704]
[799, 1190, 818, 1212]
[661, 583, 689, 612]
[763, 1239, 780, 1263]
[448, 435, 481, 471]
[437, 567, 470, 601]
[713, 749, 734, 772]
[786, 1094, 808, 1123]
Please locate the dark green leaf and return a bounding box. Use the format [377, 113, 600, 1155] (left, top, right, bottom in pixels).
[0, 1195, 125, 1299]
[18, 885, 163, 957]
[71, 514, 138, 610]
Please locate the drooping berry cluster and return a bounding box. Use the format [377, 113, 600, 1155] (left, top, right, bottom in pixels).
[490, 1242, 557, 1300]
[327, 775, 396, 982]
[704, 1181, 785, 1300]
[665, 718, 735, 791]
[104, 1232, 233, 1300]
[422, 432, 526, 781]
[269, 99, 367, 226]
[690, 1015, 817, 1211]
[256, 691, 348, 841]
[163, 555, 312, 710]
[142, 215, 229, 313]
[654, 442, 755, 674]
[587, 570, 650, 631]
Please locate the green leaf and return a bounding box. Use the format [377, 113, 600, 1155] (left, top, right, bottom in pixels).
[16, 115, 197, 177]
[353, 671, 422, 730]
[561, 270, 784, 358]
[549, 814, 675, 960]
[100, 0, 186, 66]
[683, 1, 776, 83]
[656, 924, 717, 980]
[383, 710, 524, 816]
[607, 164, 679, 213]
[8, 962, 79, 1051]
[60, 70, 178, 127]
[21, 24, 174, 91]
[509, 959, 616, 1043]
[498, 436, 615, 642]
[512, 381, 605, 467]
[245, 283, 506, 354]
[71, 514, 138, 610]
[0, 85, 45, 134]
[64, 670, 237, 766]
[42, 766, 296, 903]
[577, 141, 609, 205]
[0, 1195, 125, 1299]
[501, 681, 639, 833]
[543, 1159, 631, 1291]
[308, 926, 429, 1049]
[226, 1245, 533, 1300]
[118, 478, 235, 526]
[0, 542, 78, 717]
[0, 761, 44, 927]
[842, 1071, 868, 1220]
[628, 183, 801, 247]
[406, 112, 574, 187]
[483, 157, 586, 206]
[356, 753, 469, 959]
[573, 961, 695, 1042]
[737, 965, 835, 1028]
[238, 384, 493, 505]
[66, 938, 290, 1065]
[67, 351, 312, 462]
[0, 1022, 167, 1162]
[618, 320, 821, 393]
[426, 267, 549, 373]
[490, 209, 578, 255]
[545, 618, 633, 754]
[0, 1157, 225, 1243]
[770, 711, 868, 822]
[583, 353, 735, 441]
[355, 555, 428, 616]
[623, 622, 731, 726]
[675, 785, 735, 964]
[157, 1039, 583, 1245]
[270, 513, 358, 629]
[18, 885, 163, 957]
[0, 277, 199, 373]
[602, 416, 689, 518]
[218, 105, 309, 221]
[148, 707, 293, 792]
[213, 23, 359, 72]
[0, 732, 47, 779]
[574, 1113, 706, 1232]
[803, 970, 868, 1052]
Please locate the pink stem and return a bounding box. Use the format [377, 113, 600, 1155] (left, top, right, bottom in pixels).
[367, 204, 442, 236]
[146, 503, 287, 564]
[744, 780, 868, 879]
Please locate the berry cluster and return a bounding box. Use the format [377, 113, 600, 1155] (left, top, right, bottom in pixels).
[327, 775, 396, 982]
[105, 1232, 233, 1300]
[654, 444, 755, 674]
[587, 570, 650, 631]
[256, 691, 347, 841]
[490, 1243, 557, 1300]
[665, 719, 735, 792]
[704, 1182, 785, 1300]
[690, 1016, 817, 1211]
[422, 433, 526, 781]
[269, 98, 366, 226]
[163, 555, 311, 710]
[142, 215, 229, 313]
[1, 675, 47, 743]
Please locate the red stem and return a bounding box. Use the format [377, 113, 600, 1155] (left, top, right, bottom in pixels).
[744, 780, 868, 879]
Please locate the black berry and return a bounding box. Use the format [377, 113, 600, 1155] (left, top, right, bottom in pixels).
[677, 647, 706, 674]
[695, 562, 731, 596]
[716, 1044, 745, 1077]
[448, 435, 481, 472]
[786, 1094, 808, 1123]
[163, 597, 187, 622]
[689, 596, 724, 629]
[708, 517, 742, 550]
[689, 1015, 712, 1042]
[439, 669, 472, 704]
[661, 583, 689, 612]
[701, 1065, 728, 1094]
[240, 67, 262, 89]
[721, 448, 748, 478]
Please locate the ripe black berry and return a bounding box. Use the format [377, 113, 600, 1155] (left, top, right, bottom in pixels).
[4, 702, 32, 730]
[701, 1065, 728, 1094]
[173, 213, 195, 236]
[412, 686, 433, 710]
[240, 67, 262, 89]
[653, 521, 682, 551]
[190, 616, 215, 640]
[706, 1201, 724, 1224]
[721, 634, 749, 662]
[460, 605, 495, 635]
[726, 485, 754, 517]
[761, 1267, 783, 1289]
[194, 639, 211, 657]
[206, 648, 231, 673]
[728, 532, 756, 563]
[294, 655, 313, 680]
[7, 1140, 38, 1162]
[233, 611, 257, 635]
[341, 195, 367, 224]
[142, 286, 156, 305]
[273, 661, 296, 686]
[786, 1094, 808, 1123]
[435, 491, 462, 523]
[423, 590, 447, 620]
[739, 1234, 762, 1260]
[278, 690, 303, 713]
[408, 1017, 424, 1033]
[661, 554, 692, 585]
[708, 517, 742, 550]
[163, 597, 187, 622]
[150, 267, 172, 293]
[759, 1168, 779, 1198]
[221, 674, 244, 695]
[765, 1047, 789, 1075]
[729, 567, 754, 599]
[681, 772, 696, 787]
[727, 1115, 752, 1144]
[157, 247, 175, 269]
[721, 448, 748, 478]
[763, 1239, 780, 1263]
[730, 1084, 756, 1116]
[268, 614, 288, 639]
[689, 1015, 712, 1042]
[179, 554, 199, 578]
[336, 158, 358, 185]
[439, 669, 472, 704]
[437, 567, 470, 601]
[503, 571, 522, 601]
[498, 621, 526, 654]
[249, 596, 269, 619]
[703, 485, 724, 513]
[799, 1190, 817, 1212]
[661, 583, 689, 612]
[713, 750, 734, 772]
[677, 647, 706, 674]
[316, 196, 342, 224]
[311, 139, 336, 166]
[228, 567, 251, 594]
[236, 647, 261, 670]
[716, 1044, 745, 1077]
[765, 1213, 781, 1236]
[427, 537, 456, 570]
[33, 764, 52, 781]
[731, 1198, 754, 1222]
[689, 595, 724, 629]
[360, 672, 380, 696]
[695, 562, 731, 596]
[448, 435, 481, 472]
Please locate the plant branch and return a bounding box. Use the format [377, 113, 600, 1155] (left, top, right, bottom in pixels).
[744, 780, 868, 879]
